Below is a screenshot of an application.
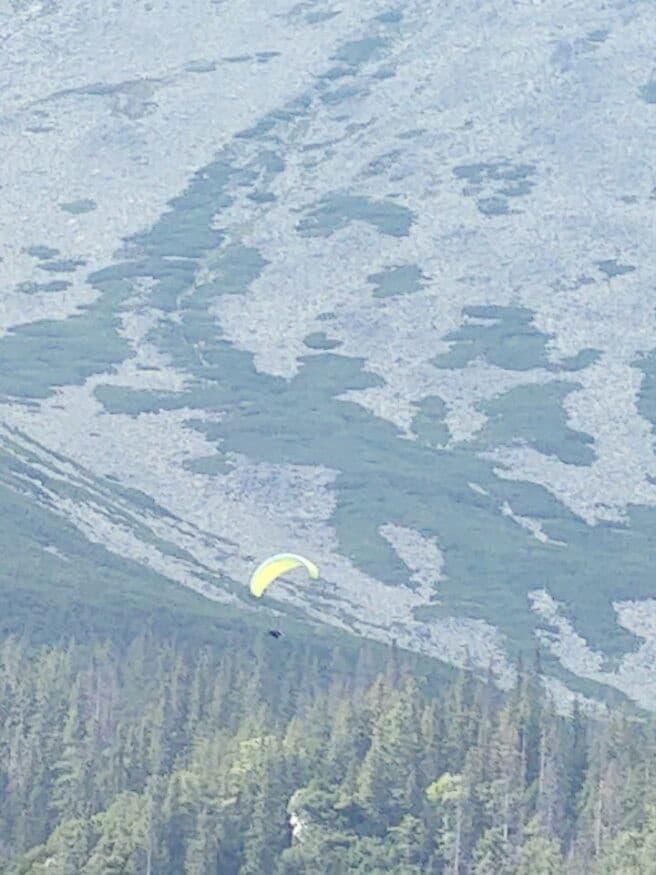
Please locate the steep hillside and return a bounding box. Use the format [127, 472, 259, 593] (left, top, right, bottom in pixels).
[1, 0, 656, 707]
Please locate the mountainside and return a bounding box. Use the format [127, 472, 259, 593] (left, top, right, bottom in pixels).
[1, 0, 656, 707]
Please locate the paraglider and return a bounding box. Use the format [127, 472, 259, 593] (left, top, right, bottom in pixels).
[249, 553, 319, 598]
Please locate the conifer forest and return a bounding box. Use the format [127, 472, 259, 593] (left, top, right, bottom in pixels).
[2, 626, 656, 874]
[3, 0, 656, 873]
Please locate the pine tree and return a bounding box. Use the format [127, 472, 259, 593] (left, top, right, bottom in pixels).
[535, 707, 567, 838]
[83, 792, 150, 875]
[51, 678, 91, 821]
[515, 817, 564, 874]
[386, 813, 431, 870]
[356, 679, 423, 824]
[184, 809, 220, 875]
[441, 666, 477, 770]
[325, 697, 370, 786]
[239, 745, 290, 875]
[426, 772, 468, 874]
[471, 826, 514, 875]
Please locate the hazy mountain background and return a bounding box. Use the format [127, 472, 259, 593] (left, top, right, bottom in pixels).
[1, 0, 656, 709]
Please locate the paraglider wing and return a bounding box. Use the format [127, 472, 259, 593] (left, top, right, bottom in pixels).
[249, 553, 319, 598]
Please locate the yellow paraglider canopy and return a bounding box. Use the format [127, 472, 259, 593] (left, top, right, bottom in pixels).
[250, 553, 319, 598]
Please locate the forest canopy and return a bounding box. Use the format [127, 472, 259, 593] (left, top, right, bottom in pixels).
[1, 627, 656, 874]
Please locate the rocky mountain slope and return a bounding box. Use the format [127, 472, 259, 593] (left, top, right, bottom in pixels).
[2, 0, 656, 707]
